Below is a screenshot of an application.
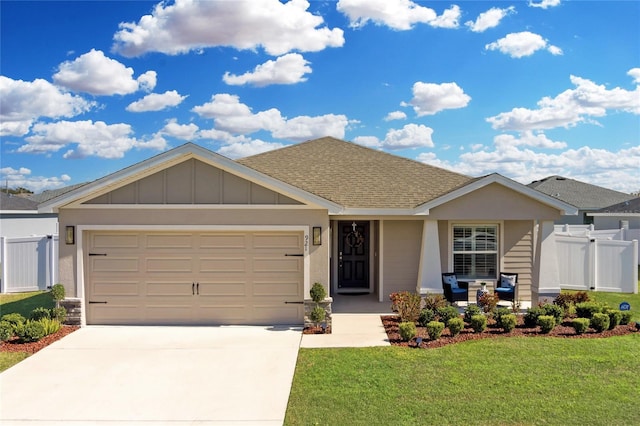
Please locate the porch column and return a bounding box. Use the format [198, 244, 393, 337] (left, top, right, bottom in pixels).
[534, 220, 561, 304]
[416, 220, 442, 295]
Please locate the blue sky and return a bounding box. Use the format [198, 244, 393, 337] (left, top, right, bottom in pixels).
[1, 0, 639, 194]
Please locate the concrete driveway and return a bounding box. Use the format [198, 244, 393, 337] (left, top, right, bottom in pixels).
[0, 325, 302, 425]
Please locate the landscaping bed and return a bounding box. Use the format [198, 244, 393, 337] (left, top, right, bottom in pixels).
[0, 325, 79, 354]
[382, 314, 637, 349]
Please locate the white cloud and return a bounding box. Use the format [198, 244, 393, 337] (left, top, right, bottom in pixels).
[192, 93, 351, 141]
[337, 0, 460, 30]
[465, 6, 515, 33]
[112, 0, 344, 57]
[355, 123, 434, 150]
[403, 81, 471, 116]
[0, 166, 72, 193]
[529, 0, 561, 9]
[385, 111, 407, 121]
[126, 90, 187, 112]
[53, 49, 157, 95]
[0, 76, 94, 136]
[494, 131, 567, 149]
[485, 31, 562, 58]
[628, 68, 640, 84]
[487, 71, 640, 131]
[18, 120, 163, 159]
[218, 139, 285, 159]
[223, 53, 312, 87]
[158, 119, 199, 140]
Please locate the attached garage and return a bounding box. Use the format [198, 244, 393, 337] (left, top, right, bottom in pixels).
[85, 230, 305, 325]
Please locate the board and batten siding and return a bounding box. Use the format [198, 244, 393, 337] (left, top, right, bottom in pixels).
[502, 220, 534, 303]
[382, 220, 423, 295]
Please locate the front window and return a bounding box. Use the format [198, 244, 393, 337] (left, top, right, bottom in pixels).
[452, 225, 498, 279]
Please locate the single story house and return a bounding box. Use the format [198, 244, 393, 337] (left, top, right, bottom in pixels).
[40, 137, 576, 326]
[0, 192, 58, 238]
[588, 197, 640, 230]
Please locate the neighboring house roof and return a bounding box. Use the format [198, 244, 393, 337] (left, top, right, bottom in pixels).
[238, 136, 474, 209]
[28, 183, 89, 204]
[527, 175, 635, 209]
[0, 192, 38, 211]
[589, 197, 640, 216]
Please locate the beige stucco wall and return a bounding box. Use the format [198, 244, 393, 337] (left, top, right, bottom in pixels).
[429, 183, 561, 221]
[58, 208, 329, 298]
[382, 220, 423, 296]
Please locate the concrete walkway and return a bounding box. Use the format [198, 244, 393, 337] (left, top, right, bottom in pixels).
[301, 313, 390, 348]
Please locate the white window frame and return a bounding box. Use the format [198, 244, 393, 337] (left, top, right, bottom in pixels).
[450, 223, 500, 280]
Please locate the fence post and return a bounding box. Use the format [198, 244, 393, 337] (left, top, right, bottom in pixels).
[634, 240, 639, 294]
[590, 238, 597, 291]
[0, 237, 5, 293]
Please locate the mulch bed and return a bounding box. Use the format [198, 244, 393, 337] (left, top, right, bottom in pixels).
[0, 325, 79, 354]
[382, 315, 638, 349]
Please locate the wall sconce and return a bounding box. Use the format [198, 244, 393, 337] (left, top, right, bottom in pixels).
[65, 226, 75, 245]
[312, 226, 321, 245]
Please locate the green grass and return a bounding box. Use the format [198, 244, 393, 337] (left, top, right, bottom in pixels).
[0, 291, 55, 372]
[286, 335, 640, 426]
[564, 289, 640, 322]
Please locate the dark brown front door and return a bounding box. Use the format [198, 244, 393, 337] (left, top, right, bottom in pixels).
[338, 221, 369, 290]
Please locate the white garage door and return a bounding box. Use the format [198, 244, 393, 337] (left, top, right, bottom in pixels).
[85, 231, 304, 325]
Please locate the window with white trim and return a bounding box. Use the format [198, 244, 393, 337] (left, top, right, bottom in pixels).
[452, 225, 498, 279]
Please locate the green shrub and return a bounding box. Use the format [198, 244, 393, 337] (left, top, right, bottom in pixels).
[436, 305, 459, 325]
[426, 321, 445, 340]
[390, 292, 422, 323]
[309, 282, 327, 303]
[463, 304, 482, 324]
[494, 307, 511, 328]
[18, 320, 46, 342]
[29, 307, 51, 321]
[575, 302, 602, 319]
[524, 307, 544, 327]
[309, 306, 326, 324]
[606, 309, 622, 330]
[447, 317, 464, 337]
[0, 321, 13, 342]
[398, 321, 417, 341]
[620, 311, 633, 325]
[571, 318, 590, 335]
[1, 313, 26, 333]
[470, 314, 487, 333]
[590, 313, 610, 333]
[554, 293, 573, 310]
[423, 293, 448, 311]
[542, 303, 564, 325]
[39, 318, 62, 335]
[418, 308, 436, 327]
[50, 307, 67, 323]
[537, 315, 556, 334]
[478, 292, 499, 314]
[51, 284, 65, 307]
[501, 314, 517, 332]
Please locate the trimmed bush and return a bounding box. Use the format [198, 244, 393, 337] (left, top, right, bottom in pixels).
[500, 314, 517, 332]
[464, 304, 482, 324]
[398, 321, 417, 342]
[436, 305, 460, 325]
[39, 318, 62, 335]
[50, 307, 67, 323]
[29, 307, 51, 321]
[51, 284, 65, 307]
[426, 321, 445, 340]
[620, 311, 633, 325]
[524, 307, 544, 327]
[606, 310, 622, 330]
[1, 313, 26, 333]
[478, 292, 499, 314]
[575, 302, 602, 319]
[310, 282, 327, 303]
[390, 292, 422, 323]
[309, 306, 326, 324]
[418, 308, 436, 327]
[542, 303, 564, 325]
[537, 315, 556, 334]
[447, 317, 464, 337]
[470, 314, 487, 333]
[494, 307, 511, 328]
[0, 321, 13, 342]
[423, 293, 448, 311]
[571, 318, 590, 335]
[19, 320, 46, 342]
[590, 313, 610, 333]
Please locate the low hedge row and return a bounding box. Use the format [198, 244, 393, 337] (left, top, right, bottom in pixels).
[0, 307, 66, 343]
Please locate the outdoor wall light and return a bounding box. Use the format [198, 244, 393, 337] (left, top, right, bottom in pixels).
[65, 226, 75, 245]
[312, 226, 322, 245]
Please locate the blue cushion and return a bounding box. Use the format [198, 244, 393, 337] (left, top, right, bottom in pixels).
[451, 288, 467, 294]
[443, 275, 458, 288]
[495, 287, 514, 294]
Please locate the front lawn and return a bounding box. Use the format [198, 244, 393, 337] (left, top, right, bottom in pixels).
[286, 335, 640, 425]
[564, 289, 640, 322]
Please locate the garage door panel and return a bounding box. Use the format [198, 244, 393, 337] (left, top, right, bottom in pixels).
[146, 281, 193, 296]
[91, 257, 139, 273]
[146, 233, 193, 249]
[253, 233, 302, 250]
[196, 305, 248, 323]
[146, 257, 192, 273]
[199, 257, 247, 273]
[91, 234, 140, 249]
[199, 281, 247, 296]
[253, 257, 301, 273]
[199, 234, 248, 249]
[93, 281, 139, 296]
[89, 304, 140, 324]
[253, 281, 301, 297]
[145, 305, 195, 323]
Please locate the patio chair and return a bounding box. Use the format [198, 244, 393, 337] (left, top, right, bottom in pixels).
[441, 273, 469, 304]
[495, 272, 517, 302]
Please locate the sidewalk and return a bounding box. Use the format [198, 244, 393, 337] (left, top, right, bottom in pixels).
[300, 313, 390, 348]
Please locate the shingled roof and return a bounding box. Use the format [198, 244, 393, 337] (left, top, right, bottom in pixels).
[238, 137, 474, 209]
[594, 197, 640, 214]
[0, 192, 38, 211]
[527, 175, 635, 209]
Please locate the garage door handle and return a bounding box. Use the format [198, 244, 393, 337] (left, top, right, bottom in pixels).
[285, 254, 303, 257]
[196, 282, 200, 295]
[89, 253, 107, 256]
[284, 301, 304, 304]
[89, 301, 107, 304]
[192, 283, 195, 295]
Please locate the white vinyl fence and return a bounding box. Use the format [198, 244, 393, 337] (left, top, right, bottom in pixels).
[556, 235, 638, 294]
[0, 235, 58, 293]
[555, 225, 640, 265]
